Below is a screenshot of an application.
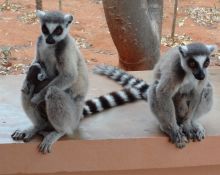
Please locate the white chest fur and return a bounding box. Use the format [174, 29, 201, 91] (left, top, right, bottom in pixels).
[179, 73, 208, 95]
[179, 73, 199, 94]
[39, 45, 57, 77]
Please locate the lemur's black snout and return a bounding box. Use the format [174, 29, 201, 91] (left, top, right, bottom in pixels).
[46, 35, 55, 44]
[194, 71, 205, 80]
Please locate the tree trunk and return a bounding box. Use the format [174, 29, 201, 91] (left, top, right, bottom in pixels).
[35, 0, 42, 10]
[103, 0, 163, 70]
[171, 0, 178, 40]
[59, 0, 62, 11]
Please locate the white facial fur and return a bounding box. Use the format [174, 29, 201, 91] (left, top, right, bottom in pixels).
[193, 55, 207, 68]
[179, 44, 215, 74]
[36, 10, 73, 45]
[180, 54, 208, 77]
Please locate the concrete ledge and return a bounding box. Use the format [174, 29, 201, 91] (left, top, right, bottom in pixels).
[0, 69, 220, 175]
[1, 137, 220, 175]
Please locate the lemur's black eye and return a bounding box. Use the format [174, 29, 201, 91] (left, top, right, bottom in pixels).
[187, 58, 197, 69]
[42, 24, 49, 35]
[53, 26, 63, 35]
[203, 58, 210, 68]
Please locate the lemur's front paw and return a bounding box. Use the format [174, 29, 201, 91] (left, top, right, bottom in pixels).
[38, 139, 53, 154]
[38, 131, 62, 154]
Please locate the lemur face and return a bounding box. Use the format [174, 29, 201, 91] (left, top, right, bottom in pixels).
[36, 10, 73, 45]
[179, 43, 217, 80]
[186, 55, 210, 80]
[41, 23, 64, 45]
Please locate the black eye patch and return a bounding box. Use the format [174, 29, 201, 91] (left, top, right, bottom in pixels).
[187, 58, 198, 69]
[203, 57, 210, 68]
[42, 24, 50, 35]
[53, 26, 63, 36]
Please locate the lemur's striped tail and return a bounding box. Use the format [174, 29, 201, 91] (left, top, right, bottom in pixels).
[93, 64, 149, 98]
[83, 88, 142, 117]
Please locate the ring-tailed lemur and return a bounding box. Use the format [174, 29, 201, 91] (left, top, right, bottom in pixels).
[11, 10, 143, 154]
[93, 43, 216, 148]
[12, 10, 89, 154]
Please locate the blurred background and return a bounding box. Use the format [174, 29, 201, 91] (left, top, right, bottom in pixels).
[0, 0, 219, 74]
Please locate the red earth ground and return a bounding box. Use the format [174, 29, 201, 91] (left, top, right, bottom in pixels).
[0, 0, 219, 75]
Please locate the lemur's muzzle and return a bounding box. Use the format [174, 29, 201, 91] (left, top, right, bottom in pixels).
[46, 35, 55, 44]
[194, 70, 205, 80]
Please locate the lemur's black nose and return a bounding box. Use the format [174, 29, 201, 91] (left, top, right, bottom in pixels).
[198, 74, 205, 80]
[46, 35, 55, 44]
[195, 71, 205, 80]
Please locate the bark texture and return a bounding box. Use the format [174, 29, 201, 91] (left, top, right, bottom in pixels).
[171, 0, 178, 40]
[103, 0, 163, 70]
[35, 0, 42, 10]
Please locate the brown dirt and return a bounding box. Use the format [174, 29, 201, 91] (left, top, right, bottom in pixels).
[0, 0, 219, 75]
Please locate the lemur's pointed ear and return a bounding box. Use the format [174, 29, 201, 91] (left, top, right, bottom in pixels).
[206, 45, 217, 54]
[36, 10, 46, 18]
[64, 14, 74, 25]
[179, 45, 188, 57]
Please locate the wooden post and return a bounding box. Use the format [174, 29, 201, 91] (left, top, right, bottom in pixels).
[103, 0, 163, 70]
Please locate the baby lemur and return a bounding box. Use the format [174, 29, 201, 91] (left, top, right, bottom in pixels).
[21, 62, 50, 97]
[22, 61, 143, 118]
[12, 10, 89, 153]
[94, 43, 216, 148]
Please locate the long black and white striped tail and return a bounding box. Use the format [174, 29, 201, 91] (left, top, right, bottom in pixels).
[93, 64, 142, 87]
[93, 64, 149, 99]
[82, 88, 142, 117]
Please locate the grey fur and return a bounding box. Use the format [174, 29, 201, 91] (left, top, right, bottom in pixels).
[179, 42, 215, 57]
[147, 42, 215, 148]
[36, 10, 73, 25]
[12, 10, 88, 153]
